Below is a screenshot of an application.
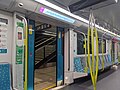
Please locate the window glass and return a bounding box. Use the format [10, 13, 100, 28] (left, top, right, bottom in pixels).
[77, 33, 106, 55]
[77, 33, 85, 54]
[77, 33, 92, 55]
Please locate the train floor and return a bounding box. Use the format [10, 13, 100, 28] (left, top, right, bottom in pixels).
[34, 66, 56, 90]
[61, 65, 120, 90]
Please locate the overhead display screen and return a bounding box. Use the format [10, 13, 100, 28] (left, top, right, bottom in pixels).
[39, 7, 75, 24]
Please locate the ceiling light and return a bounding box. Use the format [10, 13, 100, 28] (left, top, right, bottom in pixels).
[115, 0, 118, 3]
[18, 3, 23, 7]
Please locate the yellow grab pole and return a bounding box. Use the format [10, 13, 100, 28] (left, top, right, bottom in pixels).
[87, 12, 99, 90]
[23, 18, 28, 90]
[16, 15, 28, 90]
[95, 28, 99, 88]
[101, 39, 105, 71]
[88, 13, 95, 89]
[101, 32, 107, 71]
[88, 28, 94, 85]
[84, 35, 88, 73]
[91, 24, 95, 77]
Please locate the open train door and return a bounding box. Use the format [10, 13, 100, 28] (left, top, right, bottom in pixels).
[26, 20, 64, 89]
[57, 27, 64, 86]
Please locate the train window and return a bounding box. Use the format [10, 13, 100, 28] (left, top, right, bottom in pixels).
[98, 39, 106, 53]
[77, 33, 92, 55]
[77, 33, 85, 54]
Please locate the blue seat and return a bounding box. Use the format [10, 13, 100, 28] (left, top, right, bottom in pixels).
[0, 63, 11, 90]
[74, 57, 84, 72]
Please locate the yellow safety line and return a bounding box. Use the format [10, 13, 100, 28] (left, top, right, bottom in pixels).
[43, 84, 56, 90]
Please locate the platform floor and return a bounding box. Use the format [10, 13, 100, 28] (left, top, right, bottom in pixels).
[61, 66, 120, 90]
[34, 66, 56, 90]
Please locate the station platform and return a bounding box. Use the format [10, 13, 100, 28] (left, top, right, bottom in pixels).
[60, 65, 120, 90]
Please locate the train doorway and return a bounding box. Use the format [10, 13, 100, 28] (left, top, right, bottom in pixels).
[27, 19, 64, 90]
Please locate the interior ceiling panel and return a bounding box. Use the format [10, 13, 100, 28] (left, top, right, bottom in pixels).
[0, 0, 120, 32]
[0, 0, 13, 6]
[48, 0, 120, 32]
[0, 0, 16, 11]
[68, 0, 117, 13]
[93, 2, 120, 30]
[73, 1, 120, 32]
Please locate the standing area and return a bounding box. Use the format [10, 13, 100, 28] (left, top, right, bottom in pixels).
[61, 66, 120, 90]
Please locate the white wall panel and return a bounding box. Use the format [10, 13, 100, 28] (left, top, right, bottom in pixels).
[0, 10, 13, 64]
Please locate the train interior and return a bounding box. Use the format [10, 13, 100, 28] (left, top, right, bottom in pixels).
[0, 0, 120, 90]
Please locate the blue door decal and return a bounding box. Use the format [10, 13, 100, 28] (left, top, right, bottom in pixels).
[57, 27, 64, 86]
[28, 19, 35, 90]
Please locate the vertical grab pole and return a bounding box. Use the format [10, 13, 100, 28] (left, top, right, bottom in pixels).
[84, 33, 87, 73]
[88, 11, 99, 90]
[23, 17, 28, 90]
[101, 32, 106, 71]
[101, 39, 105, 70]
[87, 13, 95, 88]
[111, 38, 115, 64]
[19, 16, 28, 90]
[95, 28, 99, 89]
[91, 14, 96, 90]
[15, 14, 28, 90]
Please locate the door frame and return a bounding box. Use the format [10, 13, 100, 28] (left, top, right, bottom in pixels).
[27, 22, 65, 89]
[27, 19, 35, 90]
